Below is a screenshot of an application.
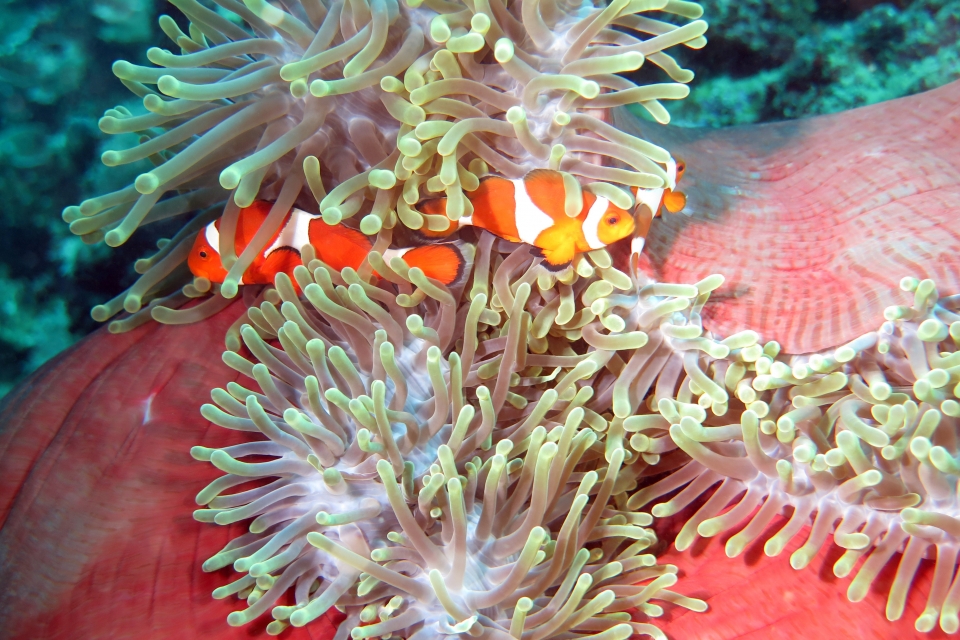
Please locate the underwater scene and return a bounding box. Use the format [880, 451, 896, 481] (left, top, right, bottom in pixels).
[1, 0, 960, 638]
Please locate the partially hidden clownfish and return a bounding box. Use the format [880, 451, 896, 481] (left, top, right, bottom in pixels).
[630, 157, 686, 259]
[415, 169, 635, 270]
[188, 200, 464, 289]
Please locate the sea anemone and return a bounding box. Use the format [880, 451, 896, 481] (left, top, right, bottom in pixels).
[5, 0, 960, 637]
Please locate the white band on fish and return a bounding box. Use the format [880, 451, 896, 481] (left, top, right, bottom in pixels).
[582, 196, 609, 250]
[263, 207, 313, 258]
[205, 220, 221, 256]
[512, 179, 554, 245]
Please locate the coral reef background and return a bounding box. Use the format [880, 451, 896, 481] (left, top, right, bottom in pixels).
[1, 0, 958, 397]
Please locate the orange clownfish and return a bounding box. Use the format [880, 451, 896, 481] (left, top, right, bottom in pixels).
[630, 157, 686, 258]
[188, 200, 464, 288]
[416, 169, 635, 270]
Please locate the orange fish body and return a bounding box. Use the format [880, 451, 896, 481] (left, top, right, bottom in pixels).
[418, 170, 635, 269]
[188, 201, 464, 289]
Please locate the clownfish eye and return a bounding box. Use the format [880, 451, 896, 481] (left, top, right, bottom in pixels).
[199, 250, 208, 259]
[677, 161, 686, 176]
[606, 216, 619, 225]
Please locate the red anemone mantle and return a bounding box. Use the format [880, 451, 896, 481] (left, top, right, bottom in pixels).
[1, 81, 959, 639]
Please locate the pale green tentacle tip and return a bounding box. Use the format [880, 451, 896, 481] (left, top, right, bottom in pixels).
[580, 80, 600, 99]
[190, 446, 215, 461]
[918, 318, 949, 342]
[105, 229, 130, 248]
[380, 76, 404, 93]
[368, 169, 397, 190]
[696, 273, 725, 294]
[100, 149, 122, 167]
[900, 276, 920, 292]
[398, 136, 422, 156]
[156, 75, 181, 98]
[321, 207, 343, 225]
[506, 106, 526, 124]
[266, 620, 288, 635]
[360, 214, 382, 235]
[62, 205, 81, 223]
[290, 77, 308, 98]
[323, 467, 343, 486]
[220, 167, 242, 190]
[949, 321, 960, 341]
[310, 79, 331, 97]
[134, 172, 160, 195]
[494, 38, 514, 63]
[470, 13, 490, 34]
[111, 59, 133, 79]
[430, 16, 451, 43]
[220, 277, 240, 298]
[226, 611, 249, 627]
[375, 457, 395, 478]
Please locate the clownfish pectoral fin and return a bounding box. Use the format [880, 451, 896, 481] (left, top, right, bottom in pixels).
[259, 247, 303, 285]
[663, 189, 686, 214]
[533, 225, 579, 270]
[537, 252, 574, 272]
[400, 244, 465, 286]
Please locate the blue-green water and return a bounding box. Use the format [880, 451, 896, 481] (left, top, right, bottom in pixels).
[0, 0, 958, 397]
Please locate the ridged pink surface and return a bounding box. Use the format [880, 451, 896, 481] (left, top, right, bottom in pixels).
[623, 80, 960, 354]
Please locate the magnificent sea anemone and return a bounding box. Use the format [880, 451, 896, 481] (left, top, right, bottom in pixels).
[2, 0, 960, 639]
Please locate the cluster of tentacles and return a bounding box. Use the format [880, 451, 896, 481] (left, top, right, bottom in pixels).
[62, 0, 705, 329]
[192, 240, 712, 638]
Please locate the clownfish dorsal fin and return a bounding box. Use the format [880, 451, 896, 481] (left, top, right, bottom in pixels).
[523, 169, 567, 219]
[397, 244, 465, 286]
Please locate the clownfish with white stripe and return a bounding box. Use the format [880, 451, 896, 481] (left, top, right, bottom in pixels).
[416, 169, 636, 270]
[188, 200, 464, 289]
[629, 157, 686, 259]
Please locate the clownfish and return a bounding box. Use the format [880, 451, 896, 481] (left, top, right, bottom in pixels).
[189, 200, 464, 288]
[630, 157, 686, 259]
[416, 169, 635, 270]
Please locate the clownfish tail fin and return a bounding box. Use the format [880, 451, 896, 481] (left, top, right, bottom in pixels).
[401, 243, 465, 286]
